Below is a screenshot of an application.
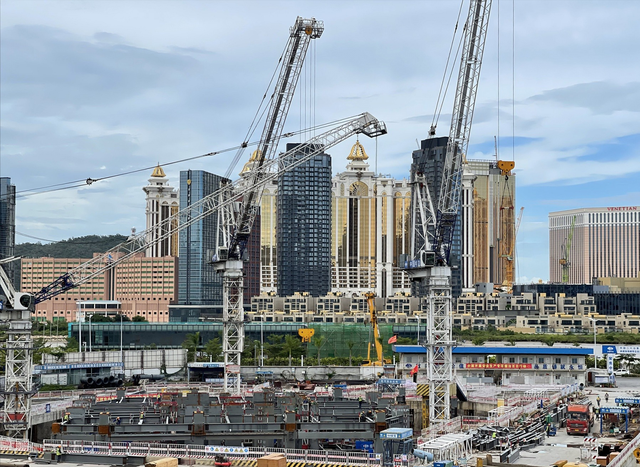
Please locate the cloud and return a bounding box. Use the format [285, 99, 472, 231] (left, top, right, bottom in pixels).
[528, 81, 640, 115]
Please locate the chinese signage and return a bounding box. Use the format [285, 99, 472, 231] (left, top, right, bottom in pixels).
[615, 398, 640, 405]
[602, 345, 640, 355]
[35, 361, 123, 372]
[464, 363, 532, 369]
[600, 407, 629, 415]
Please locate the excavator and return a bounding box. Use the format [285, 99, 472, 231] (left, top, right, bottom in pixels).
[361, 292, 391, 366]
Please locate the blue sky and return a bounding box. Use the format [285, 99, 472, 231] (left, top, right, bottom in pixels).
[1, 0, 639, 283]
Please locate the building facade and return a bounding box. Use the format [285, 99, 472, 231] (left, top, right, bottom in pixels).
[261, 142, 411, 297]
[0, 177, 17, 289]
[143, 165, 179, 257]
[178, 170, 227, 307]
[276, 143, 332, 297]
[20, 253, 177, 322]
[463, 160, 516, 288]
[549, 206, 640, 283]
[332, 141, 411, 296]
[410, 136, 462, 296]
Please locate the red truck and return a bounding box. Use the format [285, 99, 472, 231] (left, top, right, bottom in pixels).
[566, 403, 593, 435]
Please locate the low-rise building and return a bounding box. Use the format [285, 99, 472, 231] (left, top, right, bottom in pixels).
[393, 344, 592, 386]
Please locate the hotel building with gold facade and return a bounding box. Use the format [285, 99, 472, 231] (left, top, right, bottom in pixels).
[259, 141, 411, 297]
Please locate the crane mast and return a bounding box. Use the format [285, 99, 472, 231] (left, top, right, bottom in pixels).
[408, 0, 492, 426]
[214, 17, 323, 393]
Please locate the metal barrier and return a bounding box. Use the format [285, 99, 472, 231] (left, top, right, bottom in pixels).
[0, 435, 43, 453]
[43, 439, 383, 466]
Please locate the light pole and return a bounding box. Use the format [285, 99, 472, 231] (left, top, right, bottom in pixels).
[120, 313, 124, 374]
[590, 318, 597, 369]
[89, 314, 93, 352]
[260, 318, 264, 367]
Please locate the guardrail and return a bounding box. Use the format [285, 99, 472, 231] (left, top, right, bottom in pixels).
[608, 431, 640, 467]
[0, 435, 44, 453]
[43, 439, 383, 466]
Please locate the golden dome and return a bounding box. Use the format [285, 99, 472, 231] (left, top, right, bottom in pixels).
[151, 164, 166, 177]
[347, 141, 368, 161]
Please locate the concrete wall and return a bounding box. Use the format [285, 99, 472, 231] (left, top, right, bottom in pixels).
[239, 365, 385, 382]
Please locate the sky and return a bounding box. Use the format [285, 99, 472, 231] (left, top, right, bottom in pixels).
[1, 0, 639, 284]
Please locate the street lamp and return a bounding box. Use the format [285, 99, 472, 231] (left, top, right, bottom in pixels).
[589, 318, 597, 369]
[88, 314, 93, 352]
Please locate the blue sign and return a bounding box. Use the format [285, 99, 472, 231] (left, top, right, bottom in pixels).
[45, 404, 51, 413]
[603, 346, 617, 354]
[615, 398, 640, 405]
[355, 441, 374, 453]
[600, 407, 629, 414]
[377, 378, 404, 385]
[256, 371, 273, 375]
[380, 428, 413, 440]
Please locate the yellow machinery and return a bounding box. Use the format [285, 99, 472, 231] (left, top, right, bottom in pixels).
[361, 292, 391, 366]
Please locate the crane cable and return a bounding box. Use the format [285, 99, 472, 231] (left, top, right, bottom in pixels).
[431, 0, 467, 133]
[13, 115, 362, 200]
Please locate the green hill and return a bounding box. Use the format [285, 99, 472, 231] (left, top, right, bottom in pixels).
[16, 234, 128, 259]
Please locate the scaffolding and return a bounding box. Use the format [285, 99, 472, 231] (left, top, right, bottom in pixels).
[417, 433, 472, 463]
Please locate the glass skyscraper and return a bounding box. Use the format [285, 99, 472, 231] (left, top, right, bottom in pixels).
[277, 143, 332, 297]
[410, 137, 462, 297]
[0, 177, 17, 289]
[178, 170, 227, 306]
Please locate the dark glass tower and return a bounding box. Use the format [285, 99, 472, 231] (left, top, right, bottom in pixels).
[410, 137, 462, 297]
[277, 143, 332, 297]
[178, 170, 227, 306]
[0, 177, 17, 290]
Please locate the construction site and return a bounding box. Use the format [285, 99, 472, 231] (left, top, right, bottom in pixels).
[1, 2, 640, 467]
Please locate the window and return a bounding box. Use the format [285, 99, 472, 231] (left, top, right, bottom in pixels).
[522, 357, 528, 364]
[571, 358, 578, 364]
[509, 357, 516, 363]
[539, 357, 545, 364]
[555, 358, 561, 364]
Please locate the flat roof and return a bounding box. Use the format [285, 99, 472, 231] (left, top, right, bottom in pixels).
[393, 345, 593, 355]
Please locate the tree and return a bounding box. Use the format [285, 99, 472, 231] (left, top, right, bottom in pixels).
[312, 335, 327, 364]
[132, 316, 147, 322]
[346, 341, 355, 366]
[204, 337, 222, 362]
[182, 332, 201, 362]
[282, 335, 303, 366]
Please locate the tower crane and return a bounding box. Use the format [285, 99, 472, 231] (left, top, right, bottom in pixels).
[0, 111, 386, 439]
[407, 0, 492, 425]
[560, 215, 577, 283]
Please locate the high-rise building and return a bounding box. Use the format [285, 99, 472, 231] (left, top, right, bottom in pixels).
[277, 143, 332, 297]
[143, 165, 179, 257]
[0, 177, 17, 290]
[410, 136, 462, 297]
[21, 254, 176, 322]
[549, 206, 640, 283]
[463, 160, 516, 287]
[260, 181, 278, 292]
[331, 141, 411, 296]
[178, 170, 227, 306]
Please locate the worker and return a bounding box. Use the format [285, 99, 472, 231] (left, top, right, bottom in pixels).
[63, 412, 70, 424]
[116, 417, 121, 425]
[492, 432, 496, 439]
[597, 396, 601, 407]
[55, 446, 62, 463]
[605, 393, 609, 403]
[139, 411, 145, 424]
[358, 396, 364, 409]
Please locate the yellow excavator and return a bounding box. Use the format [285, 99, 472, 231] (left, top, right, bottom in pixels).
[361, 292, 392, 366]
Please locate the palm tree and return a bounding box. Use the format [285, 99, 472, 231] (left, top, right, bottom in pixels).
[312, 336, 326, 365]
[282, 335, 302, 366]
[182, 332, 201, 362]
[346, 341, 355, 366]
